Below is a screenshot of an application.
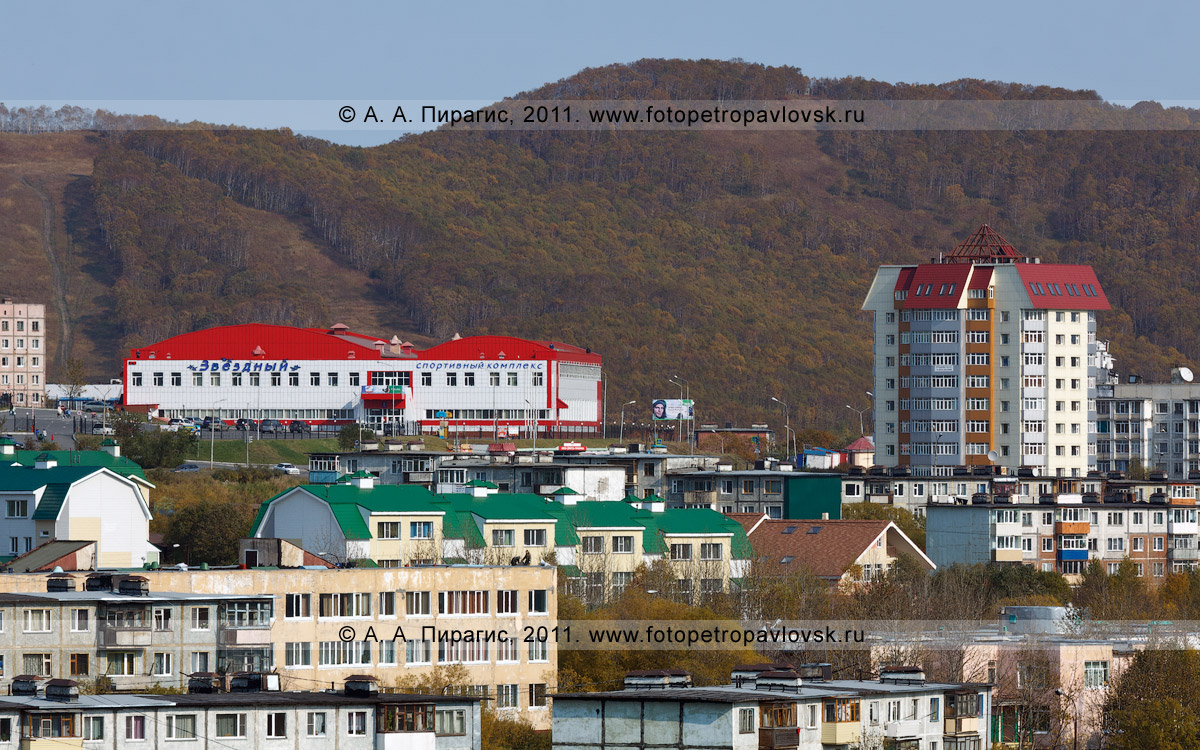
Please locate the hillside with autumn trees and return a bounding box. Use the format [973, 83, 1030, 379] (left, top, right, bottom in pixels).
[3, 58, 1200, 429]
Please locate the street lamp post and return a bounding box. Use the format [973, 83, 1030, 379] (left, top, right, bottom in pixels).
[619, 401, 636, 443]
[865, 391, 874, 435]
[668, 376, 688, 443]
[845, 404, 868, 436]
[771, 396, 792, 457]
[209, 399, 228, 468]
[524, 399, 537, 455]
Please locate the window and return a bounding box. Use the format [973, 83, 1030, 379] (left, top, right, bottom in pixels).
[285, 642, 312, 667]
[528, 637, 549, 662]
[286, 594, 311, 618]
[126, 716, 146, 740]
[319, 593, 372, 617]
[249, 372, 260, 386]
[305, 712, 327, 737]
[192, 372, 204, 386]
[497, 590, 519, 615]
[271, 371, 281, 386]
[216, 714, 247, 738]
[489, 372, 500, 386]
[24, 653, 50, 676]
[171, 372, 182, 386]
[166, 714, 197, 740]
[6, 500, 27, 518]
[349, 372, 360, 386]
[189, 606, 211, 632]
[153, 652, 172, 676]
[70, 653, 90, 676]
[533, 371, 544, 386]
[613, 535, 634, 553]
[507, 372, 518, 386]
[107, 651, 135, 675]
[529, 589, 548, 614]
[319, 640, 372, 666]
[700, 542, 723, 560]
[524, 528, 547, 547]
[670, 543, 692, 560]
[406, 638, 433, 665]
[406, 591, 431, 616]
[497, 683, 520, 709]
[266, 712, 287, 739]
[1084, 660, 1109, 689]
[436, 709, 466, 736]
[154, 608, 172, 631]
[131, 372, 143, 387]
[582, 536, 603, 554]
[23, 609, 50, 633]
[348, 712, 368, 736]
[410, 521, 433, 539]
[71, 608, 89, 632]
[439, 591, 489, 615]
[492, 528, 514, 547]
[191, 652, 209, 673]
[84, 716, 104, 741]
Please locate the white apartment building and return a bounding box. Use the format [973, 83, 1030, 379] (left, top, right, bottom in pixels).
[1096, 374, 1200, 480]
[0, 298, 46, 409]
[862, 225, 1109, 478]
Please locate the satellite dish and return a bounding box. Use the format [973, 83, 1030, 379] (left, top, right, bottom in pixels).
[987, 450, 999, 463]
[1182, 367, 1194, 383]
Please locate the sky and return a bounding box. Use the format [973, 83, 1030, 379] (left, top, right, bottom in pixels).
[2, 0, 1196, 144]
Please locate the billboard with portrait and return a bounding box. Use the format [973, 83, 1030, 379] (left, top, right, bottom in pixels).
[651, 399, 694, 421]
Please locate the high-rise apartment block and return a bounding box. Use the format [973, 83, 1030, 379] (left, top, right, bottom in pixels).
[0, 297, 46, 408]
[863, 226, 1110, 477]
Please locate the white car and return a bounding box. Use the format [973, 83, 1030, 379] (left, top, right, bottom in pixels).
[91, 424, 115, 435]
[273, 463, 301, 475]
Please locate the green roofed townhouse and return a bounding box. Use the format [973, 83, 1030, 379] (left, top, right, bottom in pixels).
[0, 445, 156, 568]
[251, 471, 751, 603]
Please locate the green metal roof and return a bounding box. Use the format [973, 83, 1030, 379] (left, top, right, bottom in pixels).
[12, 450, 148, 482]
[558, 564, 583, 578]
[252, 483, 445, 541]
[31, 484, 71, 521]
[0, 464, 105, 492]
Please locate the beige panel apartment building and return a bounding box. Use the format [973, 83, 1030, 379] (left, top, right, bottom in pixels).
[0, 298, 46, 409]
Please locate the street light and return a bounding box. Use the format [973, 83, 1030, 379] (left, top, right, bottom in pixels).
[620, 401, 636, 443]
[668, 376, 688, 443]
[865, 391, 875, 436]
[771, 396, 793, 457]
[1054, 688, 1080, 750]
[845, 404, 868, 437]
[524, 399, 536, 455]
[209, 399, 228, 468]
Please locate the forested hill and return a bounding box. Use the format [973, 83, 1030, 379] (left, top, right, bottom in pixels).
[2, 59, 1199, 431]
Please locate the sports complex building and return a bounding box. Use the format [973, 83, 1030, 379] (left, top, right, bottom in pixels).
[122, 324, 602, 436]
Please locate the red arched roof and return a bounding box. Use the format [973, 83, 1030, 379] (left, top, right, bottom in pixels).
[129, 326, 603, 364]
[128, 324, 386, 361]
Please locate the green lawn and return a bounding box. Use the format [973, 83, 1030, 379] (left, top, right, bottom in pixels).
[190, 437, 339, 466]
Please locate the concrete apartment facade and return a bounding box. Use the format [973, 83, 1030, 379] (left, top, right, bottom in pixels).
[863, 225, 1109, 478]
[0, 679, 481, 750]
[0, 567, 557, 730]
[1096, 378, 1200, 480]
[0, 298, 46, 409]
[553, 665, 992, 750]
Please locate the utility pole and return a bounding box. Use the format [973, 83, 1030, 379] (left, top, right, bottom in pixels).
[771, 396, 792, 457]
[620, 401, 636, 443]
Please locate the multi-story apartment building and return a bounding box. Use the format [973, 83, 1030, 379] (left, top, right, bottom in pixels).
[925, 487, 1200, 580]
[1096, 374, 1200, 480]
[0, 675, 481, 750]
[0, 567, 557, 730]
[308, 444, 718, 500]
[664, 461, 843, 519]
[250, 474, 752, 607]
[0, 297, 46, 409]
[0, 575, 274, 690]
[863, 225, 1110, 478]
[553, 664, 991, 750]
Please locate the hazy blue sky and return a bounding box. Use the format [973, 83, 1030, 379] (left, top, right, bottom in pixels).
[2, 0, 1194, 143]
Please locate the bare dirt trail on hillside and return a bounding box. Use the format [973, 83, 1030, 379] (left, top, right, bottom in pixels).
[17, 175, 72, 369]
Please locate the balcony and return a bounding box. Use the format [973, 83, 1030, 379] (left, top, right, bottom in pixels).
[1169, 520, 1199, 535]
[21, 739, 83, 750]
[883, 719, 923, 739]
[98, 625, 151, 647]
[758, 727, 799, 749]
[220, 627, 272, 646]
[682, 490, 718, 507]
[945, 716, 979, 735]
[820, 723, 860, 746]
[1055, 521, 1090, 535]
[993, 549, 1023, 563]
[1169, 547, 1200, 561]
[404, 471, 434, 484]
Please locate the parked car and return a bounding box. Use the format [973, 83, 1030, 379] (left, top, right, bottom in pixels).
[172, 463, 202, 473]
[234, 418, 254, 431]
[273, 463, 301, 475]
[289, 421, 311, 434]
[259, 419, 283, 434]
[91, 423, 115, 435]
[82, 401, 108, 413]
[165, 418, 197, 434]
[201, 417, 226, 431]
